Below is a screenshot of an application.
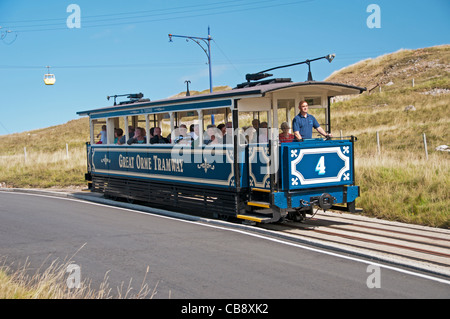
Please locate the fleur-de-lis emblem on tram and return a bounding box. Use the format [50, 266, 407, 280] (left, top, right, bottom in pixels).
[197, 159, 215, 173]
[101, 155, 111, 165]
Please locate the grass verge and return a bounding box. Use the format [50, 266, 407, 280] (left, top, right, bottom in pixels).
[0, 252, 156, 299]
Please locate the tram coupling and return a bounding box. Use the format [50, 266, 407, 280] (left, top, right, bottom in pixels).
[302, 193, 336, 212]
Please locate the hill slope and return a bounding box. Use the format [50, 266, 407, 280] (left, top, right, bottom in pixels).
[324, 45, 449, 228]
[327, 44, 450, 91]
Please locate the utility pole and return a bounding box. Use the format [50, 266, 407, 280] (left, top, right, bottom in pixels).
[169, 27, 213, 93]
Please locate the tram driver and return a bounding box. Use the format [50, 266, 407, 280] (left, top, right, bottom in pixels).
[293, 101, 332, 141]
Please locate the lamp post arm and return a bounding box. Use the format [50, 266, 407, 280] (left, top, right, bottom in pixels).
[169, 29, 213, 93]
[168, 34, 210, 60]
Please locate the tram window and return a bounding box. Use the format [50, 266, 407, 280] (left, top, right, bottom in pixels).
[136, 115, 147, 130]
[207, 108, 234, 144]
[174, 111, 198, 145]
[159, 113, 171, 141]
[238, 111, 269, 144]
[92, 119, 107, 144]
[110, 117, 126, 145]
[305, 97, 322, 108]
[277, 99, 295, 134]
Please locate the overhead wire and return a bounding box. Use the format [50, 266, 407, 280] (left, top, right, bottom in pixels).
[0, 0, 253, 24]
[212, 39, 243, 78]
[2, 0, 315, 32]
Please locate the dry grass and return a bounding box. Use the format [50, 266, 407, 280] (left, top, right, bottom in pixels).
[0, 246, 157, 299]
[0, 148, 87, 188]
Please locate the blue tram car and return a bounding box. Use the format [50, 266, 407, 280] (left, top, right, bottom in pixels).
[78, 78, 365, 223]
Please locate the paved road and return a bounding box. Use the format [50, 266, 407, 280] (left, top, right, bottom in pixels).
[0, 191, 449, 299]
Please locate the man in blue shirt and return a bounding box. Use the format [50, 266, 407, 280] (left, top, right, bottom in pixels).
[292, 101, 332, 141]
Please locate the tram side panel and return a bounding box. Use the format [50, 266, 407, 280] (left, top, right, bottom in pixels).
[86, 145, 249, 216]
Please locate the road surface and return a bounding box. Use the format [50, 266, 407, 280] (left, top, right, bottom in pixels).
[0, 191, 448, 300]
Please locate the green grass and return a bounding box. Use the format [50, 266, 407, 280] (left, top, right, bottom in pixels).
[356, 155, 449, 228]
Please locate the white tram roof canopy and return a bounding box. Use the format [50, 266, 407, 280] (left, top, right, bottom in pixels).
[77, 81, 366, 117]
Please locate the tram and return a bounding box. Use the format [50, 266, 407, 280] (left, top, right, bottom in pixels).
[77, 71, 365, 223]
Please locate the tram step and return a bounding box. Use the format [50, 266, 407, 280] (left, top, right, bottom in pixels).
[247, 201, 270, 209]
[251, 187, 271, 193]
[236, 213, 273, 223]
[252, 208, 274, 215]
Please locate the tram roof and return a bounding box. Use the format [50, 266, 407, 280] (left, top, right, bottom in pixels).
[77, 81, 366, 117]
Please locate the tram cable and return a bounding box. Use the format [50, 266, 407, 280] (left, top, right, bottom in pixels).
[2, 0, 315, 33]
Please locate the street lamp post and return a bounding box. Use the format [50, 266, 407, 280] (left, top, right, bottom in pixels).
[169, 27, 213, 93]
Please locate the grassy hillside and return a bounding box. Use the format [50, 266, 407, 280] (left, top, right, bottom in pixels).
[170, 85, 232, 98]
[326, 45, 449, 228]
[0, 118, 90, 188]
[0, 45, 448, 228]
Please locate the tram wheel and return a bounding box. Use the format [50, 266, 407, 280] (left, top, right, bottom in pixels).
[288, 210, 307, 222]
[217, 214, 230, 221]
[105, 194, 118, 201]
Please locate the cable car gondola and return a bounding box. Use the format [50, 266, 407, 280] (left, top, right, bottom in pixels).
[44, 66, 55, 85]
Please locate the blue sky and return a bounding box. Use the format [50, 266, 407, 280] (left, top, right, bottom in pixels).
[0, 0, 449, 135]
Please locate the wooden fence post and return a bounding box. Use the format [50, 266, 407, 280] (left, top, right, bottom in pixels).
[376, 131, 380, 155]
[423, 133, 428, 160]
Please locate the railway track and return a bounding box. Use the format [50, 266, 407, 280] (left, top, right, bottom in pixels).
[259, 210, 450, 275]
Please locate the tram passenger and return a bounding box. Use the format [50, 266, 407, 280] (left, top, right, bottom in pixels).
[128, 126, 135, 139]
[96, 125, 107, 144]
[167, 125, 176, 143]
[222, 122, 233, 144]
[204, 124, 221, 145]
[150, 127, 169, 144]
[279, 122, 294, 143]
[244, 127, 255, 143]
[127, 127, 147, 144]
[175, 124, 191, 144]
[190, 124, 201, 147]
[246, 119, 260, 143]
[259, 122, 268, 143]
[216, 123, 224, 139]
[115, 128, 126, 145]
[293, 101, 332, 141]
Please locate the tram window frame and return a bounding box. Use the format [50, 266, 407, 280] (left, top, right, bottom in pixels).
[238, 111, 270, 144]
[277, 99, 295, 134]
[173, 107, 232, 146]
[91, 119, 107, 145]
[201, 107, 232, 145]
[145, 112, 172, 145]
[174, 110, 198, 145]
